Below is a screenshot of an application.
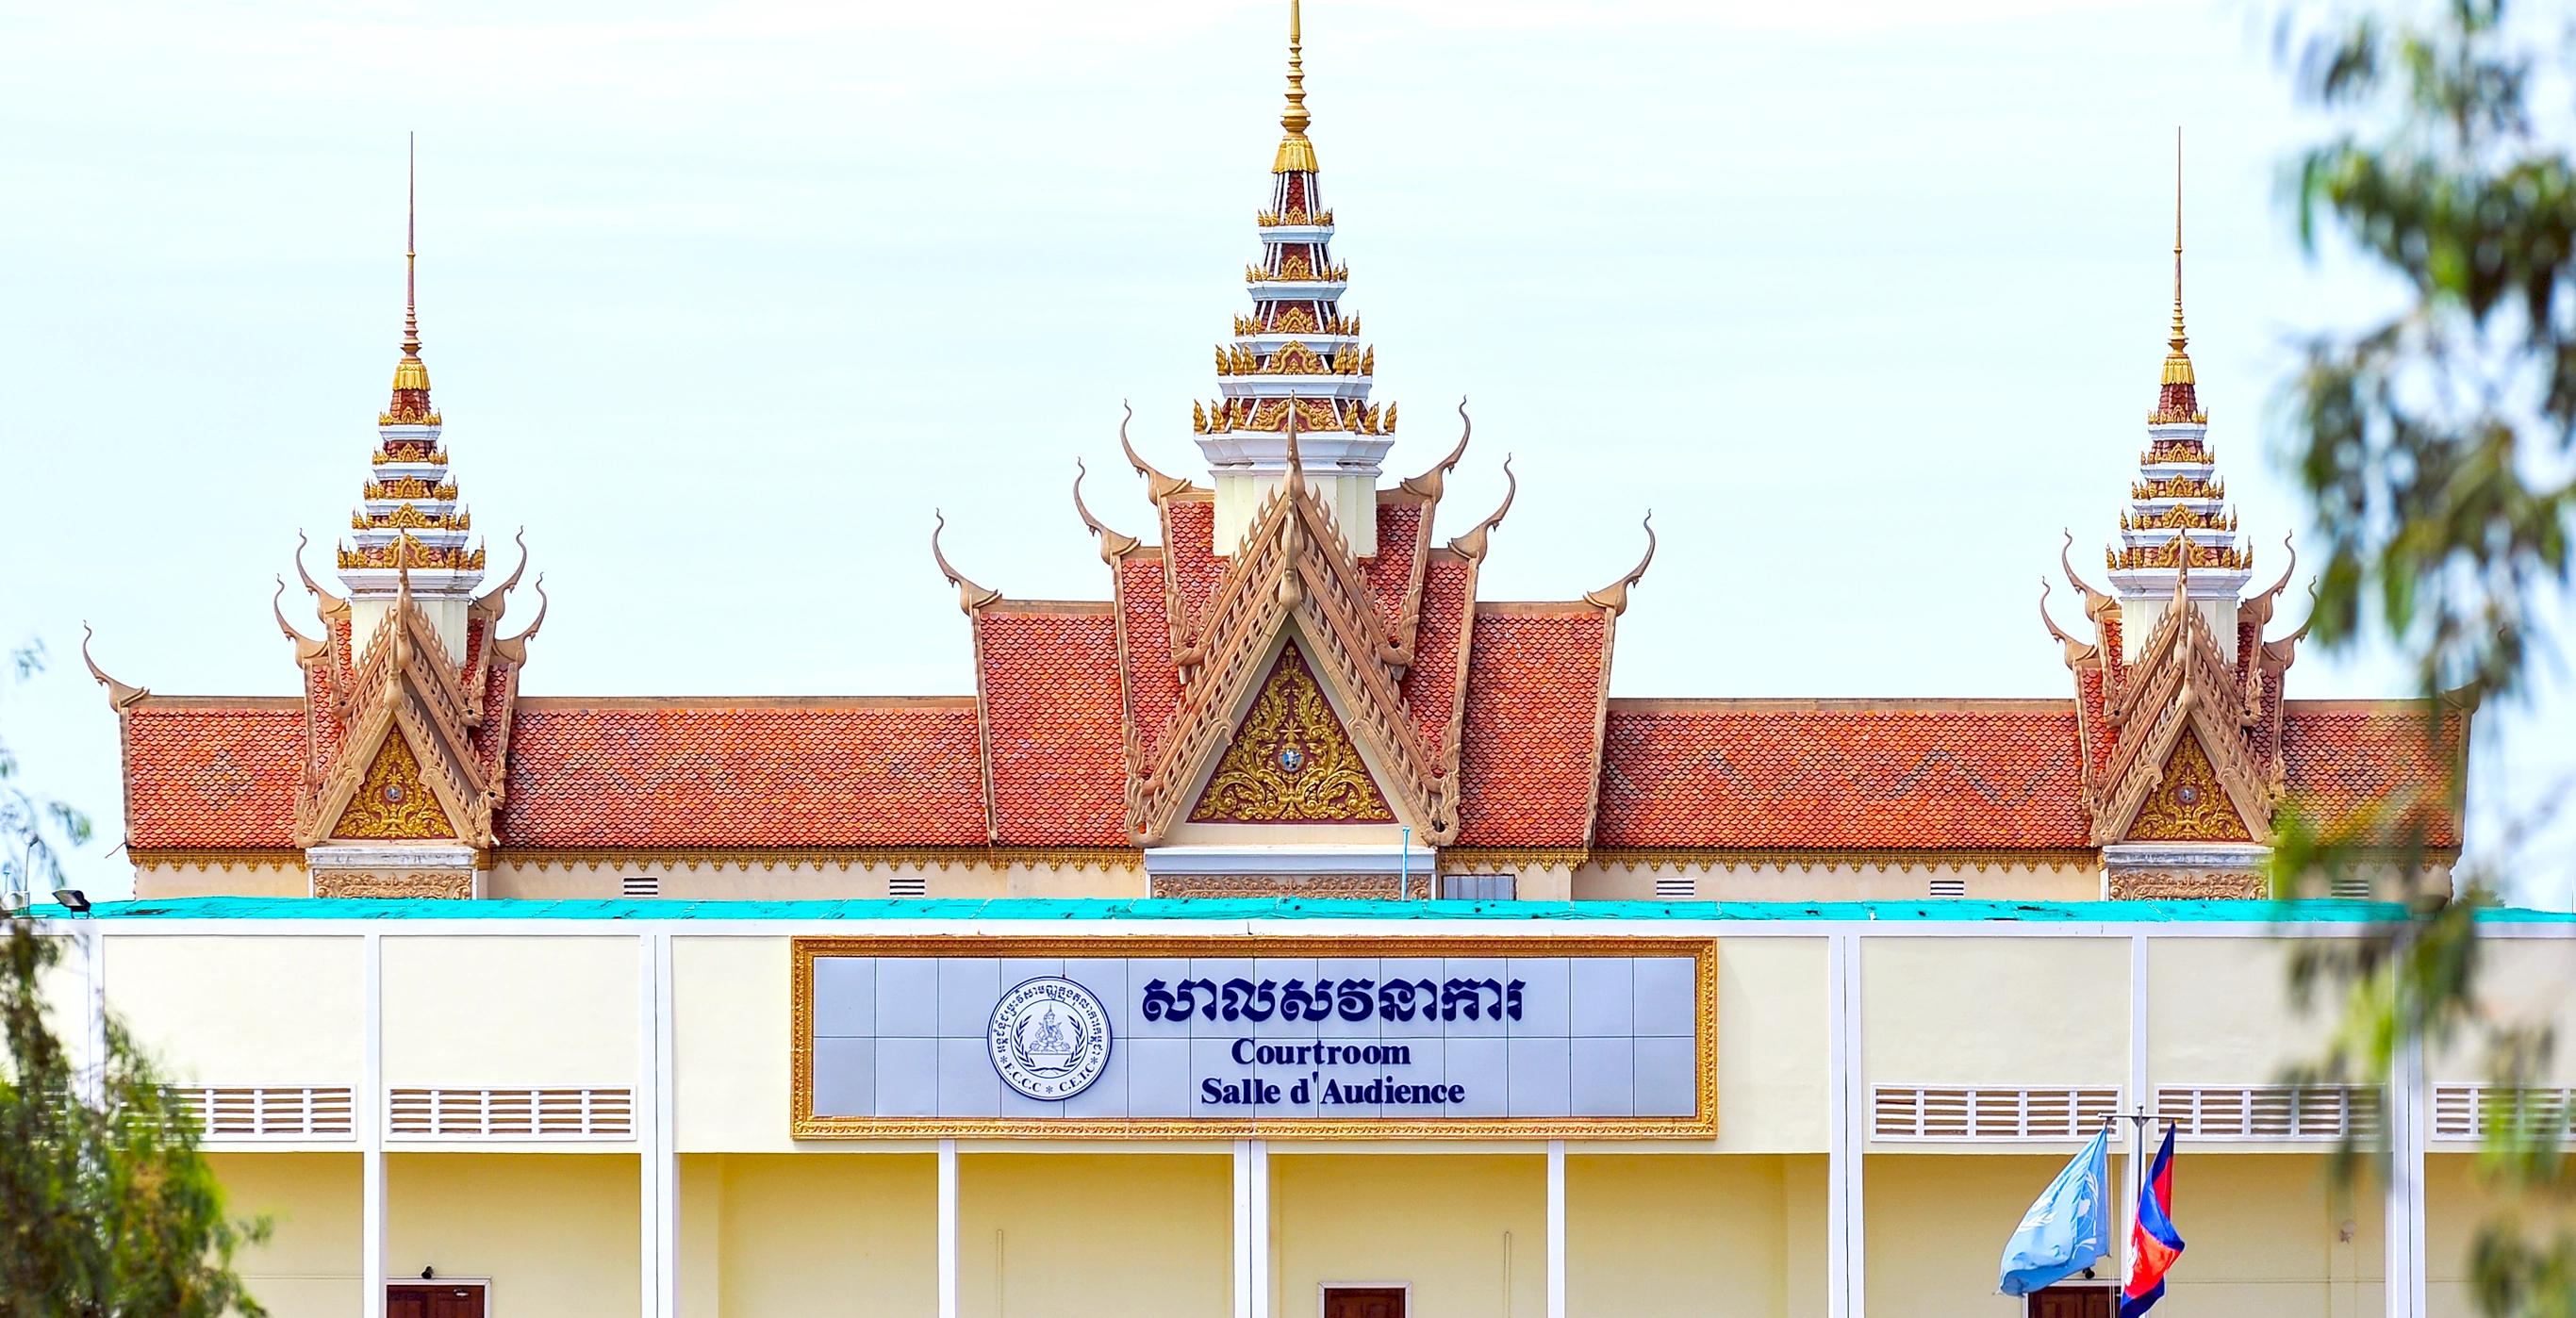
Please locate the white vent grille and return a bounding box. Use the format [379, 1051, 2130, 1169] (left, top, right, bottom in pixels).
[888, 874, 929, 898]
[1652, 874, 1696, 900]
[620, 874, 658, 898]
[1928, 878, 1967, 898]
[388, 1087, 636, 1140]
[168, 1086, 355, 1139]
[2432, 1085, 2576, 1140]
[1874, 1086, 2122, 1140]
[2327, 872, 2372, 900]
[2155, 1085, 2381, 1139]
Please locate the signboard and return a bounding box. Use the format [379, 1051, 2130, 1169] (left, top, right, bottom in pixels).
[790, 936, 1717, 1139]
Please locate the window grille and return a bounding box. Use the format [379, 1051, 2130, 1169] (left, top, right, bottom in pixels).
[1652, 874, 1697, 900]
[388, 1087, 636, 1139]
[1441, 872, 1515, 901]
[1873, 1086, 2122, 1140]
[2155, 1085, 2380, 1139]
[1928, 877, 1968, 898]
[887, 874, 929, 898]
[2432, 1085, 2576, 1140]
[166, 1086, 355, 1139]
[620, 874, 659, 898]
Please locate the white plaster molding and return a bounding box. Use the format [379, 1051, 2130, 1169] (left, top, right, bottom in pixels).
[2102, 842, 2271, 870]
[1143, 844, 1439, 877]
[1247, 279, 1348, 299]
[305, 845, 481, 872]
[1214, 376, 1375, 402]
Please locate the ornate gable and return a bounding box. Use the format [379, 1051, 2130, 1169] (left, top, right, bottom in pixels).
[1190, 640, 1395, 824]
[330, 733, 456, 840]
[2122, 727, 2253, 843]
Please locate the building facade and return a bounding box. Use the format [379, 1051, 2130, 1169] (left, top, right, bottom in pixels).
[50, 6, 2551, 1318]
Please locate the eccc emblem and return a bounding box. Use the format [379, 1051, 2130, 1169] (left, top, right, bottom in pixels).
[987, 977, 1114, 1100]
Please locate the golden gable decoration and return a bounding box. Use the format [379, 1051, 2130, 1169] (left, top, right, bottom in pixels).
[1190, 641, 1395, 825]
[331, 733, 457, 841]
[2126, 730, 2252, 843]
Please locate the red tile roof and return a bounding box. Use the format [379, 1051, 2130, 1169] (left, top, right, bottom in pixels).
[123, 700, 304, 849]
[1454, 607, 1610, 848]
[2280, 700, 2466, 847]
[494, 698, 987, 848]
[1593, 700, 2089, 850]
[1118, 554, 1182, 766]
[977, 605, 1129, 847]
[1397, 554, 1473, 757]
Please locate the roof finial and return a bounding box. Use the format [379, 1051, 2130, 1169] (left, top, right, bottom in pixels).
[384, 131, 437, 425]
[1274, 0, 1318, 174]
[2163, 126, 2191, 386]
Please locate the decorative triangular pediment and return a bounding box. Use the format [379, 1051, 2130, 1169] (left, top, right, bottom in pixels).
[330, 733, 457, 841]
[2122, 728, 2253, 844]
[1189, 640, 1395, 824]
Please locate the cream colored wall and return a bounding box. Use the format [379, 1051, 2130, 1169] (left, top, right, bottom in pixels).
[1574, 864, 2100, 902]
[132, 862, 308, 898]
[698, 1152, 936, 1317]
[487, 862, 1148, 900]
[206, 1152, 361, 1318]
[382, 935, 636, 1091]
[672, 935, 790, 1152]
[107, 934, 363, 1087]
[387, 1152, 640, 1316]
[1716, 938, 1829, 1152]
[956, 1153, 1231, 1317]
[1272, 1153, 1545, 1318]
[1567, 1154, 1792, 1315]
[1864, 937, 2128, 1093]
[2435, 939, 2576, 1085]
[2150, 937, 2337, 1085]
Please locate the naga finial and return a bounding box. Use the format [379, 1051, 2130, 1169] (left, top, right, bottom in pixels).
[1445, 454, 1516, 562]
[1584, 513, 1657, 616]
[1072, 459, 1142, 564]
[931, 511, 1002, 615]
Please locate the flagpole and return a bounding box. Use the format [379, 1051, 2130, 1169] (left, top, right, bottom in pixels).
[2122, 1105, 2153, 1301]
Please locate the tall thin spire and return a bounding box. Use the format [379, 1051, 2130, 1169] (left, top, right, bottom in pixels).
[385, 131, 437, 426]
[1274, 0, 1317, 174]
[2151, 126, 2204, 424]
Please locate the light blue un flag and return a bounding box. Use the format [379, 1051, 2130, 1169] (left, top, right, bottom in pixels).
[1997, 1126, 2112, 1296]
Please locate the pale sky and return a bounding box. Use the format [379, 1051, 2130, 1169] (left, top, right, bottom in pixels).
[3, 0, 2568, 905]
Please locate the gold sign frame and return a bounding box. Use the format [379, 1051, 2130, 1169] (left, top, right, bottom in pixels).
[789, 934, 1718, 1140]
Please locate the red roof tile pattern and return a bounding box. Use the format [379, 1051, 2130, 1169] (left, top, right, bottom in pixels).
[495, 700, 987, 848]
[1594, 701, 2089, 849]
[2280, 701, 2466, 847]
[978, 607, 1129, 847]
[1396, 554, 1471, 755]
[1362, 500, 1426, 637]
[1161, 498, 1223, 637]
[124, 702, 304, 849]
[1454, 609, 1610, 848]
[1119, 554, 1182, 766]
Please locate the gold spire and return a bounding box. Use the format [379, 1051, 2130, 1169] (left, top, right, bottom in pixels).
[2161, 126, 2192, 388]
[1273, 0, 1318, 174]
[384, 132, 438, 426]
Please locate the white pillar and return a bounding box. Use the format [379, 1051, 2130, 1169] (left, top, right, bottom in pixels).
[1826, 931, 1866, 1318]
[80, 922, 105, 1107]
[938, 1138, 960, 1318]
[2386, 1032, 2426, 1316]
[362, 931, 386, 1318]
[640, 931, 677, 1317]
[1234, 1139, 1272, 1318]
[1545, 1140, 1567, 1318]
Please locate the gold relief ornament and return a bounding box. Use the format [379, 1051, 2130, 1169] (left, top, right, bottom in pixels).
[1190, 641, 1396, 824]
[331, 734, 458, 841]
[312, 870, 473, 899]
[2126, 731, 2253, 843]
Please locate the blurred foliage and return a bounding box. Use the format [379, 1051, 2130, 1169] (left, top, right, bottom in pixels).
[1, 642, 91, 904]
[2273, 0, 2576, 1311]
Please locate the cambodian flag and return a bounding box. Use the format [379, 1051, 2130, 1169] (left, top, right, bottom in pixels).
[2120, 1126, 2185, 1318]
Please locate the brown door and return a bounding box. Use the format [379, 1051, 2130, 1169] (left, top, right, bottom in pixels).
[387, 1284, 486, 1318]
[2028, 1285, 2114, 1318]
[1324, 1287, 1406, 1318]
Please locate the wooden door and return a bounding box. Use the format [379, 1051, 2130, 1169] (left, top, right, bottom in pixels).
[1323, 1287, 1405, 1318]
[2028, 1285, 2113, 1318]
[387, 1283, 486, 1318]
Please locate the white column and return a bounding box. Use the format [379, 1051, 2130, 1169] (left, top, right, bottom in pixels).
[938, 1138, 960, 1318]
[362, 931, 386, 1318]
[1545, 1140, 1567, 1318]
[639, 931, 677, 1317]
[1233, 1139, 1272, 1318]
[1825, 931, 1866, 1318]
[2386, 1031, 2426, 1317]
[80, 922, 105, 1107]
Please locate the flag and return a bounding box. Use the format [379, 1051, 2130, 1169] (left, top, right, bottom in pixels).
[1998, 1126, 2112, 1296]
[2121, 1126, 2186, 1318]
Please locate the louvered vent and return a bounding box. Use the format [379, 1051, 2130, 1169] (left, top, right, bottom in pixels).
[168, 1086, 355, 1139]
[1873, 1087, 2122, 1140]
[1652, 874, 1696, 900]
[2432, 1086, 2576, 1140]
[621, 874, 659, 898]
[1927, 878, 1967, 898]
[888, 874, 929, 898]
[2156, 1085, 2380, 1139]
[2327, 872, 2372, 900]
[388, 1088, 636, 1139]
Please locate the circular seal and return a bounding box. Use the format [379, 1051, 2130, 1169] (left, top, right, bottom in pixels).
[987, 976, 1114, 1100]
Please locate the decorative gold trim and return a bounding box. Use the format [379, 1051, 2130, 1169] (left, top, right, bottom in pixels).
[1587, 848, 2103, 874]
[129, 848, 306, 872]
[789, 934, 1719, 1141]
[1437, 848, 1592, 873]
[494, 847, 1141, 873]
